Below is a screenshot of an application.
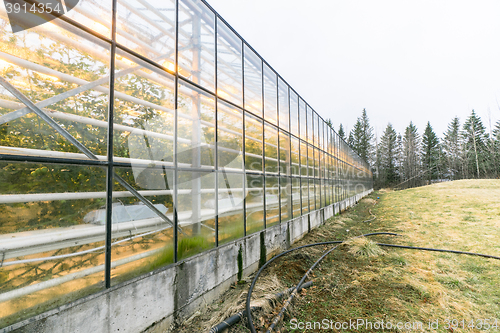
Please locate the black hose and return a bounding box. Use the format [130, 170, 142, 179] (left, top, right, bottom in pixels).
[264, 241, 500, 333]
[265, 232, 399, 333]
[208, 281, 314, 333]
[245, 232, 401, 333]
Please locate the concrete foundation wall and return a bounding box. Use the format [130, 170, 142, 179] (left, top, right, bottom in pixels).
[4, 190, 372, 333]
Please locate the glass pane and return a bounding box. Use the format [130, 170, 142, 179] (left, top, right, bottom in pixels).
[314, 147, 321, 178]
[313, 112, 319, 148]
[306, 105, 313, 144]
[299, 98, 307, 140]
[265, 176, 279, 227]
[301, 177, 309, 214]
[280, 176, 291, 223]
[243, 45, 262, 116]
[308, 177, 315, 211]
[264, 123, 278, 174]
[65, 1, 113, 39]
[177, 81, 216, 169]
[0, 18, 110, 158]
[291, 177, 301, 218]
[290, 137, 300, 176]
[178, 0, 215, 91]
[244, 112, 263, 172]
[0, 162, 106, 327]
[308, 144, 315, 177]
[278, 78, 289, 131]
[176, 171, 216, 260]
[300, 140, 308, 177]
[279, 130, 290, 175]
[114, 50, 175, 178]
[218, 172, 244, 244]
[116, 0, 175, 65]
[290, 90, 299, 137]
[217, 101, 243, 171]
[246, 174, 264, 234]
[217, 19, 242, 107]
[263, 64, 277, 125]
[110, 166, 174, 286]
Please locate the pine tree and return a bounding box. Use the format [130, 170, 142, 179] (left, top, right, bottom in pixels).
[462, 110, 488, 178]
[349, 108, 374, 165]
[378, 123, 398, 185]
[422, 122, 440, 183]
[443, 117, 462, 180]
[338, 124, 346, 141]
[402, 122, 421, 187]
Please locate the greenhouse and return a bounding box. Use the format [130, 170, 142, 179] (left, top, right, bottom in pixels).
[0, 0, 372, 331]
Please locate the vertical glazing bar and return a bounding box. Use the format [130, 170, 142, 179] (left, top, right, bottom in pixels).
[105, 0, 118, 289]
[261, 60, 266, 229]
[214, 17, 219, 247]
[174, 0, 179, 263]
[242, 42, 246, 236]
[276, 75, 281, 223]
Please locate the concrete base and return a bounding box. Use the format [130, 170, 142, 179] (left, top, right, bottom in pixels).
[3, 190, 373, 333]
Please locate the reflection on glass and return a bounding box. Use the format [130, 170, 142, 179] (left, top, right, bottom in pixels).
[291, 137, 300, 176]
[308, 144, 315, 177]
[291, 177, 301, 218]
[110, 166, 175, 286]
[299, 98, 307, 140]
[263, 64, 277, 125]
[265, 176, 280, 227]
[217, 101, 243, 171]
[177, 81, 216, 169]
[279, 130, 290, 175]
[116, 0, 175, 64]
[218, 172, 244, 244]
[0, 162, 106, 326]
[246, 174, 264, 234]
[300, 140, 308, 177]
[290, 90, 299, 137]
[306, 105, 314, 144]
[114, 51, 175, 175]
[278, 78, 289, 131]
[0, 19, 110, 157]
[243, 45, 262, 116]
[217, 19, 243, 107]
[264, 123, 279, 174]
[301, 177, 309, 214]
[176, 171, 216, 260]
[245, 112, 263, 172]
[178, 0, 215, 91]
[280, 176, 291, 223]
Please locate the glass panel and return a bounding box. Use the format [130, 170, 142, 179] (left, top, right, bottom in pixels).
[178, 0, 215, 91]
[110, 166, 174, 286]
[263, 64, 277, 125]
[314, 147, 321, 178]
[116, 0, 175, 64]
[308, 144, 315, 177]
[300, 140, 308, 177]
[299, 98, 307, 140]
[65, 1, 113, 39]
[315, 179, 321, 209]
[114, 50, 175, 176]
[313, 111, 319, 148]
[290, 90, 299, 137]
[290, 137, 300, 176]
[279, 130, 290, 175]
[243, 45, 262, 116]
[176, 170, 216, 260]
[217, 101, 243, 171]
[264, 123, 278, 174]
[218, 172, 244, 245]
[306, 105, 313, 144]
[217, 19, 243, 106]
[244, 112, 263, 172]
[0, 18, 110, 158]
[291, 177, 301, 218]
[265, 176, 280, 227]
[280, 176, 291, 223]
[246, 174, 264, 234]
[177, 80, 216, 169]
[278, 78, 289, 131]
[301, 177, 309, 214]
[309, 177, 315, 211]
[0, 162, 106, 327]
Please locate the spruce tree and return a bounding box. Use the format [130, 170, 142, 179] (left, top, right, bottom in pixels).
[462, 110, 488, 178]
[379, 123, 398, 185]
[443, 117, 462, 180]
[338, 124, 346, 141]
[422, 122, 440, 182]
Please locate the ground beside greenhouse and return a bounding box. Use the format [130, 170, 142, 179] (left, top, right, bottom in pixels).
[176, 179, 500, 333]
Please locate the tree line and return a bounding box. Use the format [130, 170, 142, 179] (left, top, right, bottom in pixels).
[330, 109, 500, 189]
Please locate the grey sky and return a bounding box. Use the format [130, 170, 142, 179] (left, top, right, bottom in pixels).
[208, 0, 500, 139]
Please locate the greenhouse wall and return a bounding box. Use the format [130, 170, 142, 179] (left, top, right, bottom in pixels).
[0, 0, 373, 331]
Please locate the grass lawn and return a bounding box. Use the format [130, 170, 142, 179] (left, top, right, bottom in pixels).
[179, 179, 500, 333]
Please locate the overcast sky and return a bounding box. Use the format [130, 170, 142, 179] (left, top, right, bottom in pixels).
[208, 0, 500, 140]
